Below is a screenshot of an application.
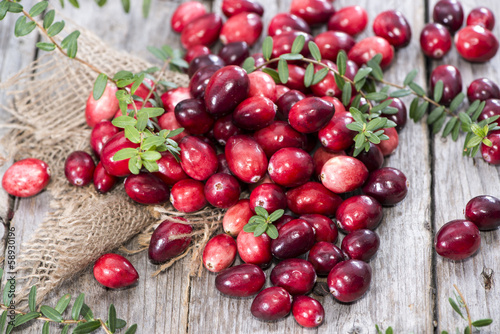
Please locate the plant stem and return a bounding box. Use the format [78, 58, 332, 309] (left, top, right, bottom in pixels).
[454, 284, 473, 333]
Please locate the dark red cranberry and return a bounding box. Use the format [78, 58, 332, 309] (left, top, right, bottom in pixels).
[336, 195, 383, 233]
[237, 230, 273, 268]
[430, 64, 462, 106]
[314, 31, 355, 62]
[276, 90, 306, 121]
[251, 53, 266, 68]
[253, 121, 305, 158]
[435, 220, 481, 260]
[328, 5, 368, 36]
[478, 99, 500, 121]
[93, 253, 138, 289]
[482, 132, 500, 164]
[174, 99, 214, 135]
[318, 114, 356, 151]
[274, 214, 295, 231]
[455, 25, 499, 62]
[232, 96, 276, 131]
[467, 78, 500, 103]
[188, 54, 225, 78]
[185, 45, 211, 64]
[348, 36, 394, 69]
[268, 13, 311, 36]
[270, 259, 316, 295]
[1, 158, 51, 198]
[220, 12, 263, 46]
[124, 173, 169, 205]
[300, 214, 338, 243]
[249, 183, 286, 214]
[171, 1, 207, 33]
[268, 148, 313, 187]
[203, 234, 237, 272]
[93, 162, 116, 194]
[215, 263, 266, 297]
[221, 0, 264, 17]
[348, 143, 384, 172]
[223, 199, 253, 236]
[467, 7, 495, 30]
[181, 13, 223, 49]
[271, 219, 315, 259]
[465, 195, 500, 230]
[212, 114, 244, 146]
[251, 287, 292, 321]
[341, 229, 380, 262]
[307, 242, 344, 276]
[362, 167, 408, 206]
[225, 135, 268, 183]
[90, 121, 119, 157]
[321, 156, 369, 194]
[373, 10, 412, 48]
[286, 181, 343, 216]
[170, 179, 207, 212]
[65, 151, 95, 187]
[100, 131, 140, 177]
[189, 65, 222, 100]
[292, 296, 324, 328]
[290, 0, 335, 25]
[433, 0, 464, 33]
[420, 23, 452, 59]
[248, 71, 277, 102]
[327, 259, 372, 302]
[148, 218, 192, 263]
[288, 97, 334, 133]
[153, 152, 189, 186]
[204, 173, 241, 209]
[376, 127, 399, 157]
[179, 136, 218, 181]
[272, 31, 314, 58]
[381, 98, 407, 132]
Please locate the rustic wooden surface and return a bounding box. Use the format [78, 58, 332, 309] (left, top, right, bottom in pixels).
[0, 0, 499, 333]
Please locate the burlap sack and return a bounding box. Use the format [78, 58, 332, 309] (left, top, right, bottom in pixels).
[0, 28, 222, 309]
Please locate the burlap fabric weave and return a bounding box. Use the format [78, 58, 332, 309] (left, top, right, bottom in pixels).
[0, 28, 220, 309]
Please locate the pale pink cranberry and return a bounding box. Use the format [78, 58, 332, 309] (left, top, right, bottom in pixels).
[312, 147, 346, 178]
[223, 199, 253, 236]
[185, 45, 211, 63]
[290, 0, 335, 26]
[467, 7, 495, 30]
[222, 0, 264, 17]
[161, 87, 192, 114]
[181, 13, 223, 49]
[420, 23, 452, 59]
[376, 127, 399, 156]
[171, 1, 207, 33]
[170, 179, 207, 213]
[373, 10, 412, 48]
[328, 6, 368, 37]
[455, 25, 499, 62]
[314, 31, 356, 62]
[220, 12, 263, 46]
[248, 71, 277, 102]
[268, 13, 311, 36]
[348, 36, 395, 69]
[2, 158, 50, 197]
[85, 84, 119, 128]
[203, 234, 237, 272]
[320, 156, 368, 194]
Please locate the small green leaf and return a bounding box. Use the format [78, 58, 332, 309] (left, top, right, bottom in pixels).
[136, 111, 149, 131]
[108, 304, 117, 333]
[334, 73, 345, 91]
[346, 122, 364, 132]
[113, 148, 138, 162]
[262, 68, 281, 84]
[448, 298, 465, 319]
[308, 41, 321, 61]
[266, 224, 279, 239]
[466, 135, 483, 148]
[353, 68, 372, 83]
[61, 30, 80, 48]
[367, 57, 383, 81]
[441, 331, 448, 334]
[129, 156, 141, 174]
[71, 293, 85, 321]
[404, 69, 418, 86]
[449, 93, 465, 112]
[464, 326, 471, 334]
[253, 223, 268, 237]
[43, 321, 50, 334]
[432, 113, 447, 134]
[366, 118, 387, 132]
[459, 112, 472, 126]
[43, 10, 55, 29]
[3, 278, 14, 305]
[14, 17, 37, 37]
[409, 97, 419, 119]
[427, 107, 445, 124]
[36, 42, 56, 52]
[269, 209, 285, 222]
[142, 160, 159, 172]
[121, 0, 130, 13]
[472, 319, 493, 327]
[483, 138, 493, 146]
[262, 36, 273, 61]
[28, 286, 37, 312]
[337, 51, 347, 76]
[55, 294, 72, 314]
[142, 0, 151, 18]
[166, 128, 184, 138]
[312, 68, 329, 85]
[371, 99, 393, 114]
[116, 319, 127, 329]
[62, 324, 70, 334]
[124, 125, 141, 144]
[278, 59, 289, 84]
[434, 80, 444, 103]
[342, 82, 352, 106]
[0, 311, 7, 333]
[13, 312, 41, 327]
[142, 136, 165, 150]
[7, 2, 23, 13]
[141, 151, 161, 161]
[254, 206, 269, 218]
[29, 1, 48, 17]
[5, 323, 13, 334]
[390, 89, 412, 98]
[304, 63, 314, 88]
[471, 101, 486, 121]
[349, 107, 366, 124]
[40, 306, 63, 323]
[47, 20, 65, 37]
[365, 92, 388, 102]
[442, 118, 458, 137]
[92, 74, 108, 100]
[414, 101, 429, 122]
[0, 2, 9, 20]
[242, 57, 256, 74]
[113, 70, 134, 81]
[68, 0, 80, 8]
[142, 107, 164, 118]
[354, 133, 366, 148]
[171, 58, 189, 69]
[291, 34, 305, 54]
[125, 324, 138, 334]
[408, 82, 426, 96]
[368, 134, 381, 144]
[73, 320, 102, 334]
[386, 327, 393, 334]
[243, 224, 258, 233]
[279, 53, 303, 61]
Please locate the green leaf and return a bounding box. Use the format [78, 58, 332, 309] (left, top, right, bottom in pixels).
[171, 58, 189, 69]
[0, 311, 7, 333]
[254, 206, 269, 218]
[55, 294, 71, 314]
[61, 30, 80, 49]
[262, 68, 281, 84]
[142, 160, 159, 173]
[266, 224, 279, 239]
[353, 68, 372, 83]
[40, 305, 63, 322]
[354, 78, 366, 92]
[365, 92, 388, 102]
[434, 80, 444, 103]
[269, 209, 285, 222]
[5, 323, 13, 334]
[72, 293, 85, 321]
[432, 113, 447, 134]
[136, 111, 149, 131]
[113, 148, 138, 162]
[346, 122, 364, 132]
[14, 17, 36, 37]
[68, 0, 80, 8]
[349, 107, 366, 124]
[466, 135, 483, 148]
[470, 123, 485, 137]
[29, 1, 48, 17]
[304, 63, 314, 88]
[121, 0, 130, 13]
[414, 101, 429, 122]
[368, 133, 381, 144]
[28, 286, 37, 312]
[242, 57, 256, 74]
[243, 223, 258, 233]
[371, 99, 393, 114]
[366, 118, 387, 132]
[130, 74, 145, 95]
[342, 82, 352, 107]
[124, 125, 141, 143]
[262, 36, 273, 61]
[95, 0, 108, 6]
[308, 41, 321, 61]
[13, 312, 40, 327]
[125, 324, 138, 334]
[459, 112, 472, 126]
[312, 68, 329, 85]
[43, 321, 50, 334]
[472, 319, 493, 327]
[3, 278, 14, 305]
[36, 42, 56, 52]
[46, 20, 65, 37]
[61, 324, 70, 334]
[442, 117, 458, 137]
[366, 57, 383, 80]
[483, 138, 493, 146]
[43, 10, 55, 29]
[449, 92, 465, 112]
[142, 136, 165, 150]
[386, 327, 393, 334]
[141, 151, 161, 161]
[116, 319, 127, 329]
[409, 97, 419, 119]
[143, 107, 164, 118]
[441, 331, 448, 334]
[7, 2, 23, 13]
[354, 133, 366, 148]
[0, 2, 9, 21]
[142, 0, 151, 18]
[390, 89, 411, 98]
[337, 51, 347, 76]
[108, 304, 117, 333]
[408, 82, 426, 96]
[112, 115, 136, 128]
[427, 107, 445, 124]
[113, 70, 134, 81]
[334, 73, 345, 91]
[129, 156, 141, 174]
[464, 326, 471, 334]
[73, 320, 102, 334]
[279, 53, 303, 61]
[472, 101, 486, 121]
[291, 34, 305, 54]
[448, 298, 465, 319]
[404, 69, 418, 86]
[92, 74, 108, 100]
[278, 59, 289, 84]
[253, 222, 268, 237]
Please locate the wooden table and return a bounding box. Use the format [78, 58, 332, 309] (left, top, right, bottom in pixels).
[1, 0, 499, 333]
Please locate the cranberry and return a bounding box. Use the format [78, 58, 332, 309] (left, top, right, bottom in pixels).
[420, 23, 452, 59]
[433, 0, 464, 33]
[64, 151, 95, 187]
[85, 84, 119, 128]
[467, 78, 500, 103]
[275, 85, 291, 99]
[124, 173, 169, 205]
[307, 242, 344, 276]
[179, 136, 217, 181]
[185, 45, 211, 64]
[276, 89, 306, 121]
[2, 158, 50, 197]
[158, 112, 189, 142]
[318, 114, 356, 152]
[327, 259, 372, 302]
[314, 31, 355, 62]
[218, 42, 249, 67]
[482, 132, 500, 164]
[270, 259, 316, 295]
[251, 287, 292, 321]
[212, 115, 243, 146]
[362, 167, 408, 206]
[336, 195, 383, 233]
[93, 162, 116, 194]
[90, 121, 119, 158]
[321, 156, 368, 194]
[284, 64, 307, 93]
[435, 220, 481, 260]
[328, 6, 368, 37]
[237, 230, 272, 268]
[310, 61, 340, 98]
[467, 7, 495, 30]
[312, 147, 345, 178]
[267, 13, 311, 37]
[268, 148, 313, 187]
[272, 31, 313, 58]
[170, 179, 207, 213]
[300, 214, 338, 243]
[225, 135, 268, 183]
[174, 99, 214, 135]
[148, 218, 192, 263]
[288, 97, 334, 133]
[171, 1, 207, 33]
[373, 10, 412, 48]
[223, 199, 253, 236]
[93, 253, 138, 289]
[220, 12, 263, 46]
[253, 121, 305, 158]
[188, 54, 225, 78]
[430, 64, 462, 106]
[248, 71, 277, 102]
[215, 264, 266, 297]
[274, 214, 295, 230]
[455, 25, 499, 62]
[249, 183, 286, 214]
[203, 234, 237, 272]
[153, 152, 188, 186]
[286, 181, 343, 216]
[348, 36, 394, 69]
[381, 98, 407, 132]
[248, 173, 274, 192]
[292, 296, 324, 328]
[271, 219, 315, 259]
[204, 65, 249, 118]
[159, 88, 190, 114]
[290, 0, 335, 26]
[465, 195, 500, 231]
[204, 173, 241, 209]
[478, 99, 500, 121]
[221, 0, 264, 17]
[342, 229, 380, 262]
[377, 127, 399, 156]
[232, 96, 276, 131]
[348, 143, 384, 172]
[181, 13, 223, 49]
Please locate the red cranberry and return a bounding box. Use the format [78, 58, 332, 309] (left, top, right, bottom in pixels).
[373, 10, 412, 48]
[455, 25, 499, 62]
[251, 287, 292, 321]
[433, 0, 464, 33]
[250, 53, 266, 68]
[435, 220, 481, 260]
[216, 153, 232, 175]
[284, 64, 307, 93]
[327, 259, 372, 302]
[100, 132, 138, 177]
[170, 179, 207, 212]
[348, 36, 394, 69]
[148, 218, 192, 263]
[312, 147, 345, 178]
[221, 0, 264, 17]
[328, 6, 368, 36]
[318, 114, 356, 152]
[93, 253, 138, 289]
[268, 13, 311, 36]
[90, 121, 120, 157]
[158, 112, 189, 142]
[248, 173, 274, 193]
[179, 136, 217, 181]
[223, 199, 253, 236]
[377, 127, 399, 157]
[420, 23, 452, 59]
[204, 65, 249, 118]
[237, 230, 272, 268]
[465, 195, 500, 231]
[171, 1, 207, 33]
[314, 31, 355, 62]
[174, 99, 214, 135]
[286, 181, 343, 216]
[300, 214, 338, 243]
[124, 173, 169, 205]
[290, 0, 334, 26]
[93, 162, 116, 194]
[85, 84, 119, 128]
[254, 121, 305, 158]
[467, 7, 495, 30]
[248, 71, 277, 102]
[215, 264, 266, 297]
[321, 156, 368, 194]
[153, 152, 188, 186]
[185, 45, 211, 63]
[362, 167, 408, 206]
[64, 151, 95, 187]
[272, 31, 313, 58]
[232, 96, 276, 131]
[268, 148, 313, 187]
[467, 78, 500, 103]
[271, 219, 315, 259]
[188, 54, 225, 78]
[212, 114, 244, 146]
[204, 173, 241, 209]
[342, 229, 380, 262]
[220, 12, 263, 46]
[381, 98, 407, 132]
[274, 214, 295, 231]
[288, 97, 335, 133]
[275, 85, 291, 99]
[276, 89, 306, 121]
[478, 99, 500, 121]
[203, 234, 237, 272]
[249, 183, 286, 214]
[225, 135, 268, 183]
[160, 87, 192, 114]
[310, 61, 340, 98]
[292, 296, 325, 328]
[307, 242, 344, 276]
[181, 13, 223, 49]
[336, 195, 383, 233]
[348, 143, 384, 172]
[430, 64, 462, 106]
[270, 259, 316, 295]
[2, 158, 50, 197]
[481, 132, 500, 164]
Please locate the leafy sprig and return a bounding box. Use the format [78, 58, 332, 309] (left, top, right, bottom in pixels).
[375, 324, 393, 334]
[243, 207, 284, 239]
[59, 0, 152, 18]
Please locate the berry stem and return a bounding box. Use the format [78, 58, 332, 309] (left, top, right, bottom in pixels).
[454, 284, 473, 333]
